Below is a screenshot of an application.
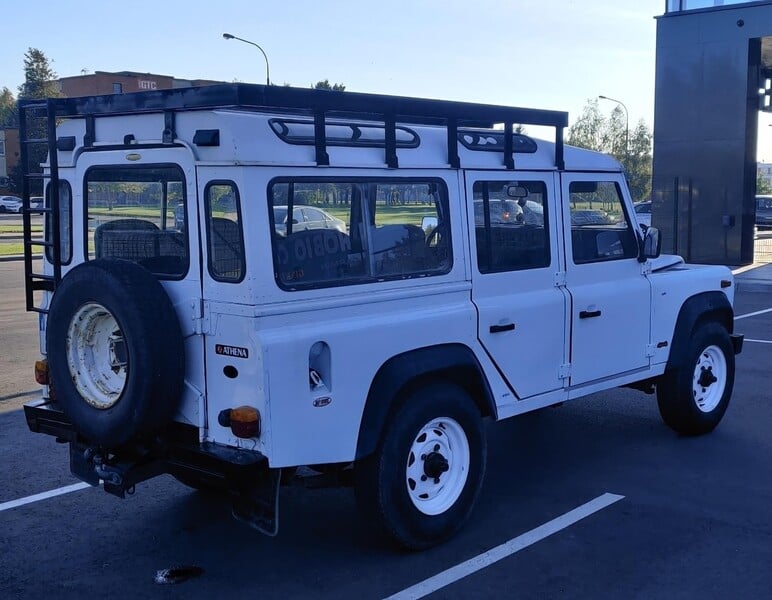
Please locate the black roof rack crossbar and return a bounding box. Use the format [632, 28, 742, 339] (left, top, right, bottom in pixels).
[23, 83, 569, 168]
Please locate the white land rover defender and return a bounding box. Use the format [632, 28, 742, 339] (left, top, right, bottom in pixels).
[19, 84, 743, 549]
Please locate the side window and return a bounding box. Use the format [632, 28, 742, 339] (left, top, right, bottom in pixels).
[85, 165, 188, 278]
[568, 181, 638, 264]
[269, 179, 451, 289]
[45, 180, 72, 265]
[205, 181, 245, 282]
[473, 180, 549, 273]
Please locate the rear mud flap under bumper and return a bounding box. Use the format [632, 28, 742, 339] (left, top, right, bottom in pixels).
[731, 334, 744, 355]
[25, 398, 281, 536]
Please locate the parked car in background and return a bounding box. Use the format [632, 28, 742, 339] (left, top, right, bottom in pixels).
[756, 195, 772, 229]
[0, 195, 23, 213]
[273, 205, 347, 235]
[634, 201, 652, 228]
[29, 196, 44, 214]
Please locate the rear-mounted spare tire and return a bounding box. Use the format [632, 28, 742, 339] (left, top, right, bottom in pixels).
[47, 259, 185, 447]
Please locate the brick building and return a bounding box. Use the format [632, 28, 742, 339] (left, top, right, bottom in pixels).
[57, 71, 223, 97]
[0, 128, 19, 191]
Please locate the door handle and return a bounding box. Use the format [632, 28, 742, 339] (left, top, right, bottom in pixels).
[579, 310, 602, 319]
[490, 323, 515, 333]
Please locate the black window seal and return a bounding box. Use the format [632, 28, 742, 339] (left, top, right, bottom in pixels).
[82, 163, 190, 281]
[45, 179, 73, 266]
[204, 180, 246, 284]
[267, 176, 452, 291]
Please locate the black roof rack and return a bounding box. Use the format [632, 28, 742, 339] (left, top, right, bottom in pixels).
[21, 83, 568, 170]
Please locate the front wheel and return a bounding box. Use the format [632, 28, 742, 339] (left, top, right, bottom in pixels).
[354, 382, 486, 550]
[657, 322, 735, 436]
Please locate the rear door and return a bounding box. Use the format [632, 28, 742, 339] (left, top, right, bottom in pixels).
[78, 147, 206, 428]
[467, 171, 569, 399]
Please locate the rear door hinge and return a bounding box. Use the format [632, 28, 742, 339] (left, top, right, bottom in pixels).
[554, 271, 567, 287]
[645, 343, 656, 357]
[559, 363, 571, 379]
[192, 299, 211, 335]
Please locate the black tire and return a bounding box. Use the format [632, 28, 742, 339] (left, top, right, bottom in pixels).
[354, 382, 486, 550]
[47, 259, 184, 447]
[657, 322, 735, 436]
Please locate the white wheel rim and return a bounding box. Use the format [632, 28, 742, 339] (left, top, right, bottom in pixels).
[692, 344, 727, 413]
[405, 416, 470, 516]
[66, 302, 128, 409]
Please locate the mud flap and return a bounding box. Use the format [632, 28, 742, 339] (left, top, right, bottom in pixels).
[231, 468, 281, 537]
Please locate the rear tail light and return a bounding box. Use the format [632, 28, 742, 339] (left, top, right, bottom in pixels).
[218, 405, 261, 439]
[34, 360, 49, 385]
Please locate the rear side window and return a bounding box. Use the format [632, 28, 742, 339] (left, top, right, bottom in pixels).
[473, 180, 550, 273]
[84, 165, 188, 278]
[269, 179, 451, 290]
[45, 180, 72, 265]
[205, 181, 245, 282]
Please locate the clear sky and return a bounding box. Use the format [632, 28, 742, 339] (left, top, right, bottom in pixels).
[3, 0, 772, 158]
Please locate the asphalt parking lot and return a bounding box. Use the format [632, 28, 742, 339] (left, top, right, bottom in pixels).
[1, 260, 772, 599]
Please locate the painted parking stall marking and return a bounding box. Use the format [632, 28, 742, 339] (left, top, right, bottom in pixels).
[384, 492, 625, 600]
[0, 482, 91, 514]
[734, 307, 772, 321]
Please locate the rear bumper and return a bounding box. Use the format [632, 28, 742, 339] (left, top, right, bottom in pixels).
[24, 399, 269, 496]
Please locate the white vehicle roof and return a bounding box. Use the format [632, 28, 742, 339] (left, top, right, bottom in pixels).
[45, 83, 619, 173]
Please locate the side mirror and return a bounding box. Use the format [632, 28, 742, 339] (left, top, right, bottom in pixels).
[642, 226, 661, 261]
[421, 216, 438, 232]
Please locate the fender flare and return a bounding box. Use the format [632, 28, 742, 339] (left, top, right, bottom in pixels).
[665, 291, 733, 372]
[354, 343, 496, 460]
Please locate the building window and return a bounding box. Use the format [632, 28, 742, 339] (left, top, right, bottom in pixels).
[0, 140, 5, 156]
[112, 82, 123, 94]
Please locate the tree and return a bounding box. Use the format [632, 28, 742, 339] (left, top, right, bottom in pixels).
[18, 48, 61, 99]
[0, 87, 18, 127]
[313, 79, 346, 92]
[757, 170, 772, 195]
[568, 99, 653, 202]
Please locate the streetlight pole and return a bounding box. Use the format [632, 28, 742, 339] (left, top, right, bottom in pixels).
[599, 95, 629, 168]
[223, 33, 271, 86]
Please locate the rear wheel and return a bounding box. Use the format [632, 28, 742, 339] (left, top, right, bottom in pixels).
[354, 382, 486, 549]
[47, 259, 184, 447]
[657, 322, 735, 436]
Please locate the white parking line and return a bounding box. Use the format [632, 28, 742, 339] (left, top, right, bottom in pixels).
[735, 307, 772, 320]
[384, 492, 625, 600]
[0, 482, 91, 513]
[745, 339, 772, 345]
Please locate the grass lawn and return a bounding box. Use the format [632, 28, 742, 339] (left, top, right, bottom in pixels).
[322, 204, 436, 227]
[0, 242, 36, 256]
[0, 225, 43, 234]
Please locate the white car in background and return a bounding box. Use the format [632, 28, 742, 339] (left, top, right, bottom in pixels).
[0, 195, 23, 213]
[634, 201, 652, 227]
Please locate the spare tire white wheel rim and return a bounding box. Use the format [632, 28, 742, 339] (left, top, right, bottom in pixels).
[692, 344, 727, 413]
[66, 302, 128, 409]
[406, 417, 470, 515]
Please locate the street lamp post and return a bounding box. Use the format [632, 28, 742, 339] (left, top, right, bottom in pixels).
[223, 33, 271, 86]
[599, 95, 629, 168]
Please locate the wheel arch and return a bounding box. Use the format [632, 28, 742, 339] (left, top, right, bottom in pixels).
[666, 291, 733, 372]
[354, 343, 496, 460]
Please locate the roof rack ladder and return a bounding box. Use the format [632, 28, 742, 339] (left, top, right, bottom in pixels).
[19, 99, 61, 314]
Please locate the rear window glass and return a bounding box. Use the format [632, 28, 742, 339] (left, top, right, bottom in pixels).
[85, 165, 188, 278]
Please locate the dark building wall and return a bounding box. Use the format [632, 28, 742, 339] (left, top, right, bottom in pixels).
[653, 2, 772, 264]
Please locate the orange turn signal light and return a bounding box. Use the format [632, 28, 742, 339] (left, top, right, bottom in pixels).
[34, 360, 49, 385]
[228, 405, 261, 439]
